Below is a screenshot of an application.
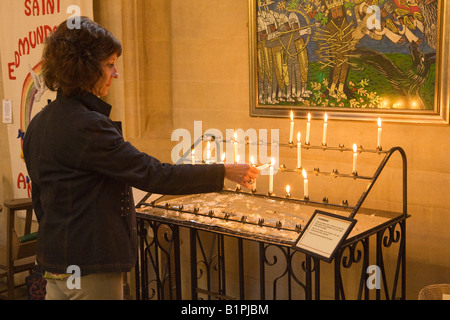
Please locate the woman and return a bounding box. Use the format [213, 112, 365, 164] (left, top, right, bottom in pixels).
[23, 17, 258, 300]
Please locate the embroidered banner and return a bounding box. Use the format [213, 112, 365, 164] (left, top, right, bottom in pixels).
[0, 0, 93, 198]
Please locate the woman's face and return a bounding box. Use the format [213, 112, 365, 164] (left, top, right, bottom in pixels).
[91, 53, 119, 97]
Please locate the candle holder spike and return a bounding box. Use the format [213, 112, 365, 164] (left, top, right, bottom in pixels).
[342, 200, 349, 206]
[279, 164, 287, 172]
[358, 145, 364, 153]
[323, 197, 329, 204]
[258, 218, 265, 227]
[295, 224, 302, 233]
[267, 191, 275, 197]
[241, 216, 247, 223]
[322, 143, 328, 149]
[339, 144, 345, 151]
[276, 221, 283, 230]
[304, 196, 310, 202]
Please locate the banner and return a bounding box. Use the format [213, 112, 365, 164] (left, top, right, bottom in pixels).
[0, 0, 93, 198]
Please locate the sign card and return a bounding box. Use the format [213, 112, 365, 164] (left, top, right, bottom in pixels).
[293, 210, 356, 262]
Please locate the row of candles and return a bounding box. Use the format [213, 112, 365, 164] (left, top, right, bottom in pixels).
[190, 111, 384, 199]
[289, 111, 382, 149]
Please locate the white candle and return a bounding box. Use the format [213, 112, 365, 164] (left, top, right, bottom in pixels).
[236, 155, 241, 190]
[206, 141, 211, 164]
[377, 118, 382, 149]
[306, 113, 311, 145]
[191, 150, 196, 165]
[322, 113, 328, 146]
[251, 156, 256, 192]
[256, 163, 270, 170]
[269, 157, 275, 195]
[302, 169, 309, 198]
[297, 132, 302, 169]
[289, 110, 294, 144]
[234, 132, 238, 163]
[352, 144, 358, 173]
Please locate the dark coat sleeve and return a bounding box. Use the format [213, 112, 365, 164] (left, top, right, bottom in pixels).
[79, 116, 225, 195]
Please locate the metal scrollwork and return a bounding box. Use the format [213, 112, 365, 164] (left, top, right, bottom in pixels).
[341, 242, 364, 269]
[382, 222, 402, 248]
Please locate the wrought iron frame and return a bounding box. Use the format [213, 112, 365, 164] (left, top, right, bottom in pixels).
[134, 145, 409, 300]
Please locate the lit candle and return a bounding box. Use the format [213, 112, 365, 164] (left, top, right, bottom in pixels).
[322, 113, 328, 146]
[352, 144, 358, 174]
[251, 156, 257, 192]
[285, 185, 291, 198]
[269, 157, 275, 195]
[234, 132, 238, 163]
[302, 169, 309, 199]
[377, 118, 382, 149]
[297, 132, 302, 169]
[191, 150, 196, 165]
[289, 110, 295, 144]
[306, 113, 311, 145]
[221, 153, 226, 164]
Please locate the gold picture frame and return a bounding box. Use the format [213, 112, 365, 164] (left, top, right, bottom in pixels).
[248, 0, 449, 124]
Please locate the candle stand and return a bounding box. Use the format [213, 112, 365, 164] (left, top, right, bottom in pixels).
[134, 134, 409, 300]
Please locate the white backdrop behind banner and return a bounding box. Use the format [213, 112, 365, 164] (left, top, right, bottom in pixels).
[0, 0, 93, 198]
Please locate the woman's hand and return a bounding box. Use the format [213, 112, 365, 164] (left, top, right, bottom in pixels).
[224, 164, 259, 189]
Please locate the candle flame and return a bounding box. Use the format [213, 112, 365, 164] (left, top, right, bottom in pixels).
[271, 157, 276, 166]
[236, 155, 240, 163]
[353, 144, 358, 153]
[290, 110, 294, 122]
[302, 169, 307, 179]
[297, 132, 301, 142]
[222, 153, 226, 162]
[192, 149, 195, 155]
[308, 113, 311, 122]
[286, 185, 291, 194]
[234, 132, 237, 141]
[378, 117, 382, 128]
[324, 113, 328, 123]
[250, 156, 255, 165]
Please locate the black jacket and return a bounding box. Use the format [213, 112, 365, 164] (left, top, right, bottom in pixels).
[23, 92, 225, 275]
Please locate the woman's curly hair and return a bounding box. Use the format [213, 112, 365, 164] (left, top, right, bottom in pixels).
[42, 16, 122, 97]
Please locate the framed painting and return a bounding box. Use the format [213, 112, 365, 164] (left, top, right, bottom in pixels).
[248, 0, 449, 124]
